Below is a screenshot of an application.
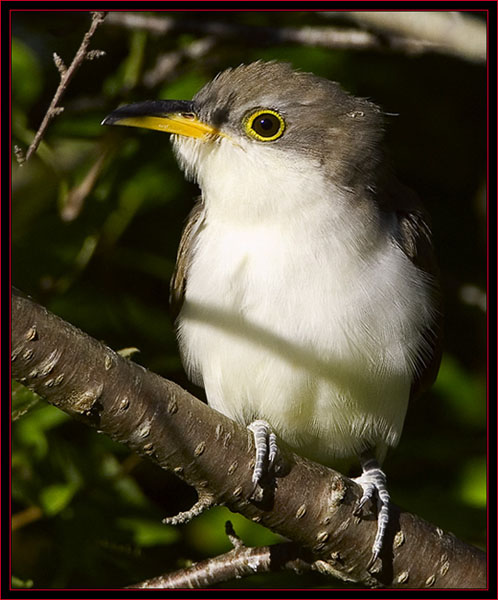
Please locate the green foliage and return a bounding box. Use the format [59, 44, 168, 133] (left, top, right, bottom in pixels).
[117, 517, 179, 547]
[458, 457, 487, 509]
[435, 355, 486, 427]
[185, 507, 283, 555]
[11, 10, 486, 589]
[11, 576, 34, 589]
[11, 37, 42, 110]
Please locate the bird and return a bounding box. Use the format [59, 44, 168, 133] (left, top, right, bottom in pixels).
[102, 61, 442, 562]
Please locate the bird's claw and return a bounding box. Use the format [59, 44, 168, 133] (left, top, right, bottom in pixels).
[353, 456, 390, 563]
[248, 419, 278, 490]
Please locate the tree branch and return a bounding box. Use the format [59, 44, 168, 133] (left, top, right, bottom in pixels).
[104, 11, 445, 56]
[329, 11, 487, 62]
[129, 524, 315, 589]
[17, 11, 107, 165]
[11, 288, 487, 589]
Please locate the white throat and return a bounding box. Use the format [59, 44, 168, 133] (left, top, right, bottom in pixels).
[174, 135, 360, 227]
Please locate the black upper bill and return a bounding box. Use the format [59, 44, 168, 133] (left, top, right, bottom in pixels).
[102, 100, 196, 126]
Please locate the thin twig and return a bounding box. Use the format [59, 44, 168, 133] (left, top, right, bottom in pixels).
[128, 542, 314, 589]
[60, 143, 110, 222]
[20, 12, 107, 164]
[162, 492, 216, 526]
[225, 520, 244, 550]
[143, 36, 217, 89]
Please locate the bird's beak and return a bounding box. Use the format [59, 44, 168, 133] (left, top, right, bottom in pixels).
[101, 100, 218, 139]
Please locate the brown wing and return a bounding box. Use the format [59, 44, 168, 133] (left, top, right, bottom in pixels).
[380, 177, 443, 400]
[169, 198, 205, 322]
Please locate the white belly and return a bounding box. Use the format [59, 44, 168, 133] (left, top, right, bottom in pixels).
[176, 218, 431, 467]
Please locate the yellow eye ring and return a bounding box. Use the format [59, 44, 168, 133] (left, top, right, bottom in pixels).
[244, 109, 286, 142]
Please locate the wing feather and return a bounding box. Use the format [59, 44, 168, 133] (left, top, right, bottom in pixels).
[380, 177, 443, 399]
[169, 198, 205, 321]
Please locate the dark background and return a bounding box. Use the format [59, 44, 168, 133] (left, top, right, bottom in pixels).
[11, 9, 487, 589]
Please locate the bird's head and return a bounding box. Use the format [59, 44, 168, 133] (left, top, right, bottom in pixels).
[103, 61, 385, 222]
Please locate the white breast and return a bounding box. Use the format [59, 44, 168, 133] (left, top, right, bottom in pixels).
[174, 136, 434, 467]
[177, 217, 434, 467]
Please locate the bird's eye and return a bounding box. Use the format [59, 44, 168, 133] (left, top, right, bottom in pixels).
[244, 110, 285, 141]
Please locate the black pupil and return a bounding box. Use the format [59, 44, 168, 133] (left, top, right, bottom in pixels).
[253, 113, 280, 137]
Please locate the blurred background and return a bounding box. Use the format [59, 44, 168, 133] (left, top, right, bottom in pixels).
[11, 10, 487, 589]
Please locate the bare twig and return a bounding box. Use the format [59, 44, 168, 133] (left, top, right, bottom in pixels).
[86, 49, 106, 61]
[11, 506, 44, 532]
[53, 52, 67, 76]
[143, 36, 217, 89]
[60, 144, 110, 222]
[14, 145, 26, 166]
[326, 11, 487, 62]
[19, 12, 107, 165]
[128, 542, 314, 588]
[225, 520, 244, 550]
[162, 492, 216, 526]
[105, 11, 438, 55]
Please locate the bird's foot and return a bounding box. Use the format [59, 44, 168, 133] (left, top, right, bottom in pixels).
[353, 456, 390, 565]
[247, 419, 278, 491]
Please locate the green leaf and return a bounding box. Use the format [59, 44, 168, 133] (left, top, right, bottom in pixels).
[458, 457, 487, 508]
[12, 381, 41, 420]
[12, 575, 34, 589]
[14, 403, 70, 459]
[40, 482, 78, 516]
[117, 517, 179, 547]
[433, 355, 486, 428]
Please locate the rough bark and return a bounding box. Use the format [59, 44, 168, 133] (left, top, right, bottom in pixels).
[11, 288, 487, 589]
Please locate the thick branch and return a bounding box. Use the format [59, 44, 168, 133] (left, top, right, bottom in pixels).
[331, 11, 487, 62]
[11, 289, 487, 589]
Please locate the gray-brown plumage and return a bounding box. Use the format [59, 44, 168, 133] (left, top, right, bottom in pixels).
[103, 61, 443, 561]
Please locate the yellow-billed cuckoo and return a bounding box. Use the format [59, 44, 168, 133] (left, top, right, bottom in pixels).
[103, 61, 442, 561]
